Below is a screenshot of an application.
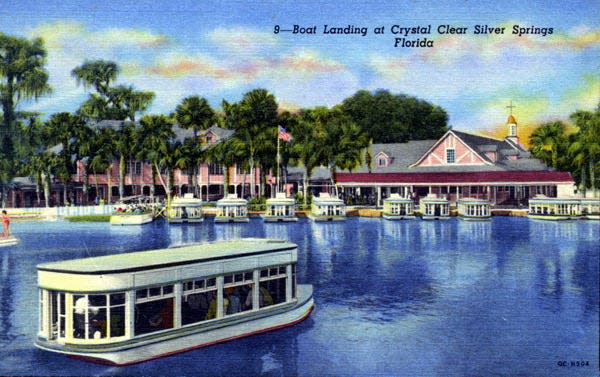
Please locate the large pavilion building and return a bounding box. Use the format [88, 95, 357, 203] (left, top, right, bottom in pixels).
[334, 115, 575, 207]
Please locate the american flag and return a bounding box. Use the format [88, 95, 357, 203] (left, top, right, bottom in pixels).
[278, 125, 292, 142]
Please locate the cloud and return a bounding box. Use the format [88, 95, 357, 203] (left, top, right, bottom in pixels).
[207, 27, 278, 53]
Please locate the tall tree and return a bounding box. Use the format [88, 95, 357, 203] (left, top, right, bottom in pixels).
[569, 108, 600, 193]
[175, 96, 215, 197]
[138, 115, 176, 201]
[340, 89, 448, 143]
[222, 89, 279, 198]
[0, 33, 51, 203]
[43, 113, 87, 205]
[289, 109, 327, 206]
[529, 121, 569, 170]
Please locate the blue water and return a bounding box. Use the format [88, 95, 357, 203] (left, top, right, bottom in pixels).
[0, 217, 598, 376]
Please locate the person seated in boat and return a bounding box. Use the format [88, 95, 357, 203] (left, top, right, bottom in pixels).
[205, 294, 228, 320]
[2, 210, 10, 238]
[134, 206, 143, 214]
[225, 287, 241, 314]
[244, 283, 273, 309]
[148, 299, 174, 330]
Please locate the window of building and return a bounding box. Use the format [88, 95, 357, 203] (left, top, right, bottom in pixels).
[377, 157, 387, 167]
[126, 161, 142, 175]
[446, 149, 455, 164]
[209, 163, 223, 175]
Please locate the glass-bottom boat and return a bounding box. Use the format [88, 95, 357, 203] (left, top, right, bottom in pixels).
[457, 198, 491, 221]
[35, 238, 314, 366]
[528, 195, 581, 220]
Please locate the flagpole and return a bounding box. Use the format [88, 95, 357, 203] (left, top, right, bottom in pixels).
[276, 129, 280, 194]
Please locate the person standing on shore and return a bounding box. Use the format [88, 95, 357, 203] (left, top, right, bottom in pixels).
[2, 210, 10, 238]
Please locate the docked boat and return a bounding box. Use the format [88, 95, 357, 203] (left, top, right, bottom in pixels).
[262, 193, 298, 222]
[0, 236, 19, 247]
[168, 193, 204, 223]
[457, 198, 491, 221]
[109, 196, 157, 225]
[214, 194, 249, 223]
[35, 238, 314, 366]
[308, 193, 346, 221]
[580, 198, 600, 220]
[419, 194, 450, 220]
[528, 195, 581, 220]
[382, 194, 416, 220]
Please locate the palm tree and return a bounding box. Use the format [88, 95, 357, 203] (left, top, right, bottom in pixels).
[138, 115, 176, 201]
[569, 109, 600, 194]
[0, 33, 51, 196]
[114, 121, 139, 200]
[223, 89, 279, 198]
[529, 121, 569, 170]
[88, 127, 116, 203]
[290, 109, 328, 206]
[206, 137, 246, 196]
[321, 109, 370, 196]
[43, 112, 87, 204]
[175, 96, 215, 197]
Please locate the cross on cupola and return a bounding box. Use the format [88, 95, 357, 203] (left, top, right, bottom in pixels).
[505, 100, 519, 143]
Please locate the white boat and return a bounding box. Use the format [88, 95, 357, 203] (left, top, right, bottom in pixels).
[382, 194, 416, 220]
[35, 238, 314, 366]
[528, 195, 581, 220]
[168, 193, 204, 223]
[457, 198, 491, 221]
[0, 236, 19, 247]
[308, 193, 346, 221]
[419, 194, 451, 220]
[214, 194, 249, 223]
[109, 196, 157, 225]
[580, 198, 600, 220]
[262, 193, 298, 222]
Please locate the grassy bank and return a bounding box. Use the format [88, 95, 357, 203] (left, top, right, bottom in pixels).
[65, 215, 111, 222]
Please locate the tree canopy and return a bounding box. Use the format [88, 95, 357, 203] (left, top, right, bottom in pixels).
[340, 89, 449, 143]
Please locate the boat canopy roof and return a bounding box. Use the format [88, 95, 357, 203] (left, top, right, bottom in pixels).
[384, 194, 412, 202]
[37, 239, 296, 275]
[172, 193, 203, 206]
[217, 194, 248, 205]
[313, 193, 343, 205]
[529, 195, 580, 203]
[457, 197, 490, 204]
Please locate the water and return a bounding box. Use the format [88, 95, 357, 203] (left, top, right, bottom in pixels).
[0, 217, 598, 376]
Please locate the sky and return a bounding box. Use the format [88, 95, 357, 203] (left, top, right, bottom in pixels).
[1, 0, 599, 140]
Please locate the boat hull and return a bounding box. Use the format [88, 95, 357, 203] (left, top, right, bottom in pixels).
[528, 214, 581, 221]
[35, 285, 314, 366]
[110, 213, 154, 225]
[458, 215, 491, 221]
[214, 217, 249, 223]
[307, 215, 346, 222]
[0, 236, 19, 247]
[421, 215, 451, 220]
[261, 215, 299, 222]
[168, 217, 204, 223]
[382, 214, 416, 220]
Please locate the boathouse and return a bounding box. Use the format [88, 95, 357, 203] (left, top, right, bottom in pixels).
[335, 115, 576, 207]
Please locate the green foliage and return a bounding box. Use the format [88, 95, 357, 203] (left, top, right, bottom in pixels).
[65, 215, 110, 222]
[247, 196, 267, 211]
[340, 89, 449, 143]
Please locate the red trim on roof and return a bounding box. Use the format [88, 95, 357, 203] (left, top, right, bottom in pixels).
[335, 171, 574, 184]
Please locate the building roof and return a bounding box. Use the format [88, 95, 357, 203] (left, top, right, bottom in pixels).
[335, 170, 574, 185]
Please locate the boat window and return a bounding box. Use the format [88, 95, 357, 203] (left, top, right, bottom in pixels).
[181, 276, 219, 326]
[224, 275, 233, 284]
[135, 284, 175, 336]
[222, 271, 254, 316]
[259, 265, 288, 307]
[72, 293, 126, 340]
